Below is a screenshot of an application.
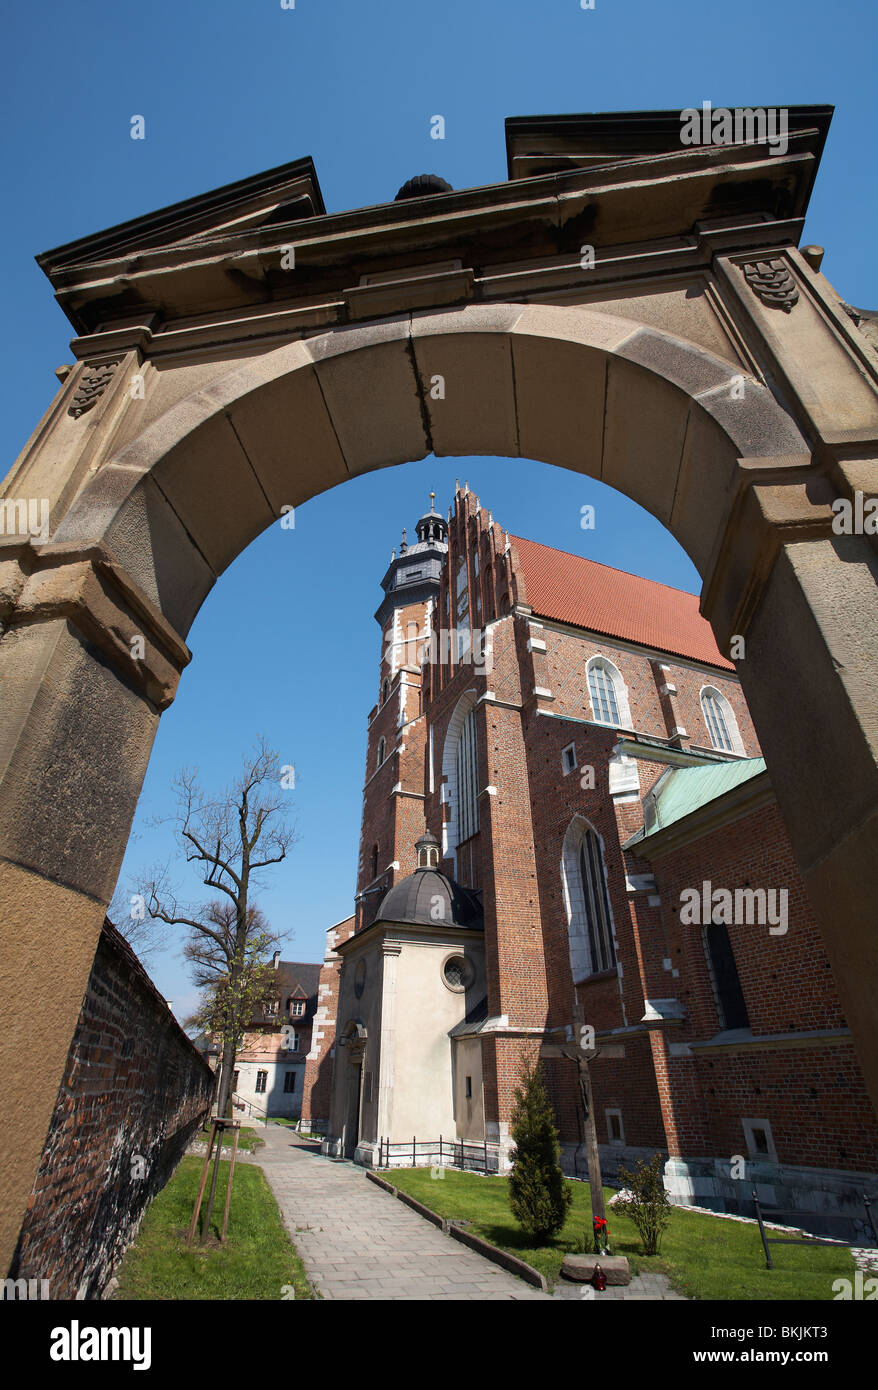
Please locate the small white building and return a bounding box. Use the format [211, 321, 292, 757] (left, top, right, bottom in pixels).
[325, 833, 488, 1165]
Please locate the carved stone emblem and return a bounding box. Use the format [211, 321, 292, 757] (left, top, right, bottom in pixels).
[743, 259, 799, 312]
[68, 359, 122, 418]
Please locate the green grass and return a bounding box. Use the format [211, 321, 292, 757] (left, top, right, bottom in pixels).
[389, 1168, 856, 1300]
[197, 1124, 263, 1152]
[113, 1157, 313, 1300]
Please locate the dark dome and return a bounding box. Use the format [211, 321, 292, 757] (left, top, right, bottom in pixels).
[394, 174, 453, 201]
[377, 866, 482, 929]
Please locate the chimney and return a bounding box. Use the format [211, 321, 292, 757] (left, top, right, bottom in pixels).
[272, 950, 280, 969]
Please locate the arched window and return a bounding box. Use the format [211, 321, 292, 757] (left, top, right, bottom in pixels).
[484, 562, 494, 620]
[700, 687, 744, 754]
[703, 920, 750, 1030]
[381, 678, 389, 705]
[441, 694, 481, 866]
[455, 557, 470, 659]
[561, 817, 617, 979]
[370, 843, 379, 880]
[456, 709, 479, 843]
[456, 556, 468, 598]
[376, 736, 386, 768]
[587, 657, 631, 729]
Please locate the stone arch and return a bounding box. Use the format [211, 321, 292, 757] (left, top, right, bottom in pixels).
[50, 304, 810, 642]
[2, 298, 877, 1270]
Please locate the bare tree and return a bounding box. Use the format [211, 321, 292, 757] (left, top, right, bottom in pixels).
[107, 877, 169, 967]
[144, 739, 297, 1116]
[183, 902, 281, 1066]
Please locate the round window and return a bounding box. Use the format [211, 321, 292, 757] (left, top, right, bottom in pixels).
[354, 960, 366, 999]
[442, 954, 472, 992]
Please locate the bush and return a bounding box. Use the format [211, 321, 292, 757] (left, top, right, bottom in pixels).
[508, 1054, 572, 1242]
[615, 1154, 672, 1255]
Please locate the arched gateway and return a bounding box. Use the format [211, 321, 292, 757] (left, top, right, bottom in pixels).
[2, 106, 876, 1268]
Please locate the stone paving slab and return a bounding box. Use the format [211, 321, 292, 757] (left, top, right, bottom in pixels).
[255, 1126, 685, 1301]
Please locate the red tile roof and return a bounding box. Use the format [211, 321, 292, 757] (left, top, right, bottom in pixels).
[510, 535, 733, 671]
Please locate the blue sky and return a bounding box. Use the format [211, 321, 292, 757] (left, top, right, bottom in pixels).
[2, 0, 875, 1021]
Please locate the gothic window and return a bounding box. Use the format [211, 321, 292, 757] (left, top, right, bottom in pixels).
[703, 920, 750, 1030]
[456, 708, 480, 844]
[381, 678, 389, 705]
[701, 687, 743, 754]
[578, 827, 616, 974]
[370, 843, 379, 880]
[442, 694, 481, 866]
[562, 817, 617, 980]
[376, 736, 386, 768]
[587, 657, 627, 727]
[455, 557, 470, 648]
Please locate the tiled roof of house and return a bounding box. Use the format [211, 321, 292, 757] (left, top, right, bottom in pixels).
[275, 961, 321, 999]
[510, 535, 733, 671]
[249, 960, 322, 1029]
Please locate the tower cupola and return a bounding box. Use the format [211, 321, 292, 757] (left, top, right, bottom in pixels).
[415, 492, 448, 545]
[415, 830, 441, 869]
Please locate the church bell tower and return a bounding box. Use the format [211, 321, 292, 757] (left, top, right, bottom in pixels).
[354, 495, 448, 930]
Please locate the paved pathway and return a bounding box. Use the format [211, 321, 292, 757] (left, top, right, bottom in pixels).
[256, 1126, 683, 1301]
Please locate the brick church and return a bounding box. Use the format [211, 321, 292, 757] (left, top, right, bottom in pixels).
[301, 485, 878, 1239]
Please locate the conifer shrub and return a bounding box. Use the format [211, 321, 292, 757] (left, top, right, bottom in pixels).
[508, 1054, 572, 1242]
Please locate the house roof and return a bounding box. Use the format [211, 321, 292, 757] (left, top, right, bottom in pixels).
[633, 756, 768, 843]
[510, 535, 733, 671]
[275, 961, 321, 998]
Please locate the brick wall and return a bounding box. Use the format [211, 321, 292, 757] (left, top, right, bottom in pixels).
[9, 919, 213, 1298]
[636, 801, 878, 1172]
[302, 916, 355, 1128]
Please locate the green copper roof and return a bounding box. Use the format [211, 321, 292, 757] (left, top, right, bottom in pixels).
[641, 757, 767, 837]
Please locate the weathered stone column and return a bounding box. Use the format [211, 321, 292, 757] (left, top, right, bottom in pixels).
[0, 539, 190, 1273]
[702, 462, 878, 1111]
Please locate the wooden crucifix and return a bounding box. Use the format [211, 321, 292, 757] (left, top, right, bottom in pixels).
[540, 995, 605, 1227]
